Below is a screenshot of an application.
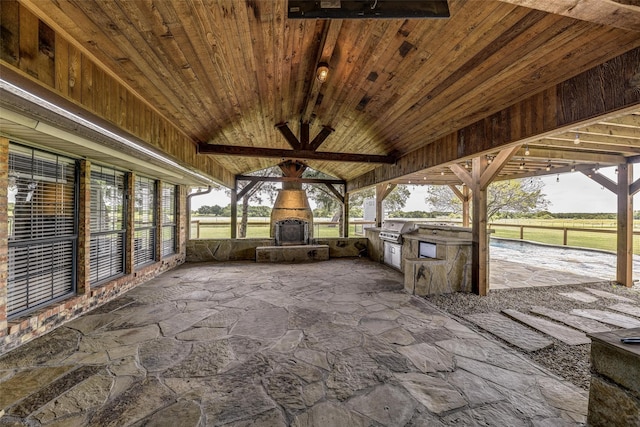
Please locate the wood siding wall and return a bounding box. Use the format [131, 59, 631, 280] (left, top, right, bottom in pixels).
[0, 2, 234, 187]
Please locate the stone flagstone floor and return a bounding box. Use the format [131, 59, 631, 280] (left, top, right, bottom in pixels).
[0, 259, 588, 426]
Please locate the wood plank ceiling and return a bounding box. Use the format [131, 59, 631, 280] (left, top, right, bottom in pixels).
[18, 0, 640, 185]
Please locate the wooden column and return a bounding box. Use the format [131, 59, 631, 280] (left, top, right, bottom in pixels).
[581, 165, 638, 288]
[375, 183, 396, 227]
[342, 193, 350, 238]
[451, 146, 520, 295]
[462, 185, 470, 228]
[449, 184, 470, 228]
[617, 163, 633, 287]
[125, 172, 135, 274]
[472, 156, 489, 296]
[230, 186, 238, 239]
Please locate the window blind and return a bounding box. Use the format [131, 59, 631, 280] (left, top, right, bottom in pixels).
[90, 166, 126, 284]
[134, 176, 156, 267]
[7, 144, 77, 317]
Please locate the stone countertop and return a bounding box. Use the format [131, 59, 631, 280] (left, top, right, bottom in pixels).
[415, 224, 472, 233]
[588, 327, 640, 358]
[403, 233, 472, 245]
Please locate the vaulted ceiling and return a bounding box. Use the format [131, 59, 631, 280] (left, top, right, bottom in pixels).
[9, 0, 640, 188]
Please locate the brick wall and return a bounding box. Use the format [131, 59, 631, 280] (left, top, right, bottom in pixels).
[0, 145, 188, 354]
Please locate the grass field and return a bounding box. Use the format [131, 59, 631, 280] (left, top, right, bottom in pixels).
[189, 217, 640, 255]
[490, 218, 640, 255]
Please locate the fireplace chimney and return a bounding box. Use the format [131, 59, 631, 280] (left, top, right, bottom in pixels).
[270, 161, 314, 245]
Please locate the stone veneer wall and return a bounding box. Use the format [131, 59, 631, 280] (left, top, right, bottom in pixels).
[0, 141, 188, 354]
[587, 328, 640, 425]
[186, 237, 369, 262]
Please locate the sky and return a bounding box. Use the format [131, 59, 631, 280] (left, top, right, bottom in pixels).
[190, 166, 634, 214]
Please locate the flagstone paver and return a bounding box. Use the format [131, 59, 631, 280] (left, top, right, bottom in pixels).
[558, 291, 599, 303]
[608, 302, 640, 318]
[584, 287, 635, 303]
[571, 308, 640, 328]
[530, 306, 612, 333]
[464, 312, 554, 352]
[0, 259, 588, 425]
[502, 309, 591, 345]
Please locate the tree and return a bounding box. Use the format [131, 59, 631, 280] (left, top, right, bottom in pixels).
[425, 178, 549, 220]
[196, 205, 224, 216]
[228, 167, 279, 238]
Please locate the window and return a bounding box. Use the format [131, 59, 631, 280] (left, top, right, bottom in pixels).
[161, 183, 177, 257]
[134, 176, 156, 267]
[90, 165, 126, 283]
[7, 144, 77, 317]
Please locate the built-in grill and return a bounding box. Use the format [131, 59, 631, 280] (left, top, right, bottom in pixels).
[379, 220, 419, 270]
[379, 219, 419, 243]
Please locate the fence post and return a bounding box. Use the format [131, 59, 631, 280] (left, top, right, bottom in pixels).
[519, 226, 524, 240]
[563, 228, 568, 246]
[196, 220, 201, 239]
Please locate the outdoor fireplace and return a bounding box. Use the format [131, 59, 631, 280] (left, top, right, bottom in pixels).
[270, 184, 314, 245]
[274, 218, 309, 245]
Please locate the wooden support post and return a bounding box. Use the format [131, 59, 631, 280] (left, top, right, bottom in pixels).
[471, 156, 489, 296]
[449, 184, 470, 228]
[230, 186, 238, 239]
[462, 185, 470, 228]
[375, 183, 396, 227]
[455, 148, 517, 295]
[343, 193, 350, 238]
[617, 163, 633, 287]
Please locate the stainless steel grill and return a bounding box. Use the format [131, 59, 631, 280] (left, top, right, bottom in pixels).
[379, 220, 419, 270]
[379, 219, 419, 243]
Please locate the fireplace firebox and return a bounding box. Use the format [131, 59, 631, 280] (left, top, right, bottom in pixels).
[275, 219, 309, 246]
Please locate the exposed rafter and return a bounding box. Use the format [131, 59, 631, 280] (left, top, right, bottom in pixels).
[198, 143, 396, 164]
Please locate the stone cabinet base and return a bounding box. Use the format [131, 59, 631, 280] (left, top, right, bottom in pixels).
[404, 258, 471, 296]
[256, 245, 329, 263]
[587, 328, 640, 426]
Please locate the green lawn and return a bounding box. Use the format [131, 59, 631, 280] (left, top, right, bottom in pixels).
[190, 221, 362, 239]
[190, 217, 640, 255]
[489, 218, 640, 254]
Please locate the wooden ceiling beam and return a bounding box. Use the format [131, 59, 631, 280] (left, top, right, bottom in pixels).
[600, 114, 640, 128]
[549, 132, 640, 146]
[578, 123, 640, 140]
[497, 163, 598, 181]
[515, 148, 625, 165]
[236, 175, 345, 185]
[496, 0, 640, 32]
[580, 169, 618, 193]
[198, 144, 396, 164]
[542, 137, 640, 153]
[275, 123, 302, 150]
[481, 145, 522, 188]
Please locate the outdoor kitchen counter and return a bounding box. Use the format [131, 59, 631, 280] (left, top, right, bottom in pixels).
[402, 224, 473, 296]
